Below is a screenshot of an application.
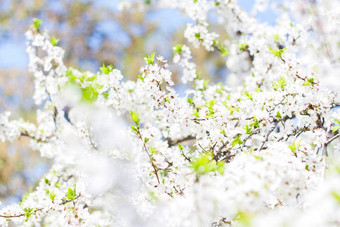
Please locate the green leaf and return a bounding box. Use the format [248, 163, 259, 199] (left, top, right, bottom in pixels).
[100, 64, 113, 74]
[244, 125, 251, 134]
[276, 111, 282, 119]
[130, 125, 138, 134]
[144, 53, 156, 65]
[273, 34, 279, 41]
[187, 97, 194, 105]
[289, 140, 301, 153]
[206, 100, 216, 117]
[149, 191, 158, 201]
[194, 33, 201, 40]
[302, 81, 310, 86]
[220, 128, 226, 136]
[55, 182, 61, 188]
[303, 77, 315, 87]
[235, 210, 253, 226]
[332, 126, 340, 133]
[331, 191, 340, 204]
[272, 77, 286, 91]
[66, 187, 76, 201]
[24, 208, 35, 222]
[130, 111, 140, 125]
[178, 143, 183, 151]
[50, 191, 56, 201]
[138, 75, 145, 82]
[232, 135, 242, 147]
[144, 138, 149, 143]
[216, 161, 225, 175]
[243, 91, 253, 101]
[33, 18, 42, 30]
[173, 44, 183, 54]
[254, 155, 264, 161]
[150, 147, 158, 154]
[81, 86, 98, 102]
[50, 36, 59, 46]
[238, 43, 249, 51]
[44, 177, 50, 185]
[268, 46, 286, 58]
[221, 46, 230, 56]
[193, 109, 200, 118]
[250, 117, 260, 128]
[21, 193, 29, 202]
[190, 154, 225, 176]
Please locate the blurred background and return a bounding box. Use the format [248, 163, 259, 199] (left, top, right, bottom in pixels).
[0, 0, 278, 206]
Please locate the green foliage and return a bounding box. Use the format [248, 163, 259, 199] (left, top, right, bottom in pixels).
[21, 193, 29, 203]
[235, 210, 253, 227]
[187, 97, 194, 105]
[206, 100, 216, 117]
[332, 119, 340, 133]
[81, 85, 99, 102]
[276, 111, 282, 119]
[173, 44, 183, 54]
[244, 124, 252, 134]
[130, 125, 138, 134]
[331, 191, 340, 204]
[302, 77, 315, 86]
[238, 43, 249, 51]
[251, 117, 260, 128]
[130, 111, 140, 125]
[23, 208, 35, 222]
[33, 18, 42, 30]
[66, 187, 76, 201]
[150, 147, 158, 154]
[232, 135, 242, 147]
[65, 68, 100, 103]
[193, 108, 200, 118]
[44, 177, 51, 185]
[190, 154, 225, 176]
[100, 64, 114, 74]
[220, 128, 226, 136]
[242, 91, 253, 101]
[288, 140, 301, 153]
[50, 36, 59, 46]
[268, 46, 286, 58]
[49, 191, 56, 201]
[272, 77, 286, 91]
[138, 74, 145, 82]
[194, 32, 201, 40]
[145, 53, 155, 65]
[214, 41, 229, 56]
[305, 164, 309, 171]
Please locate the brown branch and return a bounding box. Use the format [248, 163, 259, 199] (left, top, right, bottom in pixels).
[167, 135, 195, 147]
[326, 133, 340, 146]
[257, 121, 279, 152]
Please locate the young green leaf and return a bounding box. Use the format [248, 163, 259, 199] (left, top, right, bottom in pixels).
[33, 18, 42, 30]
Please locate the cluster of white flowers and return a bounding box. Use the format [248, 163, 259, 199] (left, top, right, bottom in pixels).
[1, 0, 340, 226]
[173, 45, 197, 83]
